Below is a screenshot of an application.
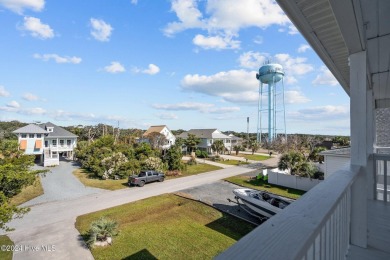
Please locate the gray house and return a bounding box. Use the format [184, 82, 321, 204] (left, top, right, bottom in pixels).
[13, 122, 77, 166]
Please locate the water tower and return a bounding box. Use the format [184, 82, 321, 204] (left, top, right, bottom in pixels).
[256, 62, 287, 144]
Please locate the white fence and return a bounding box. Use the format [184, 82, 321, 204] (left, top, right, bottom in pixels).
[268, 171, 322, 191]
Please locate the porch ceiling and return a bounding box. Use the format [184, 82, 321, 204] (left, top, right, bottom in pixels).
[277, 0, 390, 108]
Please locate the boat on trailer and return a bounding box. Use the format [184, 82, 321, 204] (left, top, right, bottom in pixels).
[233, 188, 293, 218]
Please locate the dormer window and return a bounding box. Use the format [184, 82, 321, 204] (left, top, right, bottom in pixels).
[47, 127, 54, 132]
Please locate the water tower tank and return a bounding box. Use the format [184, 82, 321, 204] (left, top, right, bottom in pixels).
[258, 64, 284, 84]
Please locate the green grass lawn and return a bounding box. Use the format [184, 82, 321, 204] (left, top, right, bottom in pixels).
[225, 175, 305, 200]
[238, 153, 271, 161]
[181, 163, 222, 175]
[76, 194, 255, 260]
[0, 235, 14, 260]
[73, 169, 128, 190]
[74, 164, 222, 190]
[10, 176, 44, 206]
[218, 159, 249, 166]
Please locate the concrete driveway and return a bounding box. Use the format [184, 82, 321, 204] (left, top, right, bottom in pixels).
[4, 166, 254, 260]
[23, 159, 106, 207]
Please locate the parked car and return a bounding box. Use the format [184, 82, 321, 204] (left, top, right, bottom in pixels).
[128, 170, 165, 187]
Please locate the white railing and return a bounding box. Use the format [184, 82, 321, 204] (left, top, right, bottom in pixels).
[374, 153, 390, 202]
[217, 165, 362, 260]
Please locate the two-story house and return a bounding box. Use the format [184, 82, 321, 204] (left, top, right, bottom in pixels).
[13, 122, 77, 167]
[140, 125, 176, 150]
[178, 129, 232, 154]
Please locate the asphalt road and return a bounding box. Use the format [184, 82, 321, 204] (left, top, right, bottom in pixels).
[4, 166, 254, 260]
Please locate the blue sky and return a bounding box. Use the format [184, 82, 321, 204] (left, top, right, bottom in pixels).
[0, 0, 350, 135]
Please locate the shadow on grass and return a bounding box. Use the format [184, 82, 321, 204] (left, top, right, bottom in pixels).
[205, 212, 256, 241]
[122, 249, 157, 260]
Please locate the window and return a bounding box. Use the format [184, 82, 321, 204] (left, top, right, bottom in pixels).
[153, 172, 158, 176]
[29, 134, 34, 138]
[47, 127, 54, 132]
[147, 172, 152, 177]
[52, 140, 57, 146]
[139, 172, 146, 177]
[60, 140, 64, 146]
[37, 134, 42, 138]
[67, 140, 71, 146]
[21, 134, 27, 138]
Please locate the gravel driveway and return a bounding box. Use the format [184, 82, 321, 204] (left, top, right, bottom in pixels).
[23, 159, 106, 207]
[179, 180, 263, 225]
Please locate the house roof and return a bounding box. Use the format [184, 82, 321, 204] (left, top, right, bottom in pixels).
[178, 129, 231, 139]
[320, 147, 350, 157]
[142, 125, 167, 137]
[12, 124, 48, 134]
[38, 122, 77, 138]
[228, 134, 243, 141]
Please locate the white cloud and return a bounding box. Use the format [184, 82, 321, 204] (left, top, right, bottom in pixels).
[288, 24, 299, 35]
[22, 92, 42, 101]
[182, 70, 257, 96]
[180, 69, 311, 106]
[312, 66, 339, 86]
[297, 44, 311, 53]
[285, 90, 311, 104]
[0, 86, 10, 97]
[164, 0, 290, 49]
[156, 112, 178, 120]
[289, 105, 349, 120]
[104, 61, 126, 74]
[131, 0, 138, 4]
[238, 51, 268, 69]
[153, 102, 239, 114]
[33, 53, 82, 64]
[20, 16, 54, 39]
[142, 64, 160, 75]
[253, 35, 263, 45]
[0, 105, 46, 115]
[193, 34, 240, 50]
[90, 18, 113, 42]
[6, 101, 20, 108]
[0, 0, 44, 14]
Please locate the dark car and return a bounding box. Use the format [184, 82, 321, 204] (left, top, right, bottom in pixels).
[128, 170, 165, 187]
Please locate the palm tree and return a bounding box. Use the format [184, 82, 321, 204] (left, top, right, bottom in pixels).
[233, 145, 241, 155]
[211, 140, 225, 155]
[249, 141, 260, 155]
[86, 217, 119, 247]
[278, 151, 307, 175]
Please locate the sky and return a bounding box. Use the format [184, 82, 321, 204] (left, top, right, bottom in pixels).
[0, 0, 350, 135]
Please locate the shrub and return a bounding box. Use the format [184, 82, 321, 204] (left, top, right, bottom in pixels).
[187, 157, 197, 165]
[195, 150, 208, 158]
[86, 217, 119, 248]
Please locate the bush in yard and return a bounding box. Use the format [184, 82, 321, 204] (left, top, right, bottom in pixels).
[142, 156, 165, 172]
[165, 170, 182, 177]
[186, 157, 197, 165]
[101, 152, 128, 179]
[195, 150, 208, 158]
[86, 217, 119, 248]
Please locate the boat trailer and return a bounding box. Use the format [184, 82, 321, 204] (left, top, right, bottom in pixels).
[227, 197, 268, 222]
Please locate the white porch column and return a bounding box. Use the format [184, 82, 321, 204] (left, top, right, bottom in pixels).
[350, 51, 370, 247]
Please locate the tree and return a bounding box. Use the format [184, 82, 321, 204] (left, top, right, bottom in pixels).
[278, 151, 308, 175]
[164, 144, 183, 171]
[142, 157, 165, 172]
[145, 132, 167, 150]
[308, 146, 326, 162]
[233, 145, 242, 155]
[0, 139, 47, 231]
[211, 140, 225, 155]
[249, 141, 261, 155]
[101, 152, 128, 179]
[184, 134, 201, 153]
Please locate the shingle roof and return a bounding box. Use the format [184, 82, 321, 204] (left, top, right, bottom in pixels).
[178, 129, 230, 139]
[12, 124, 48, 134]
[142, 125, 166, 137]
[38, 122, 78, 138]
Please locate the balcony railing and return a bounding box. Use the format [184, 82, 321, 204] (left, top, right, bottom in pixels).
[217, 165, 362, 260]
[374, 153, 390, 202]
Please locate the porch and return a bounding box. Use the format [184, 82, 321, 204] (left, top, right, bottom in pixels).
[217, 154, 390, 259]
